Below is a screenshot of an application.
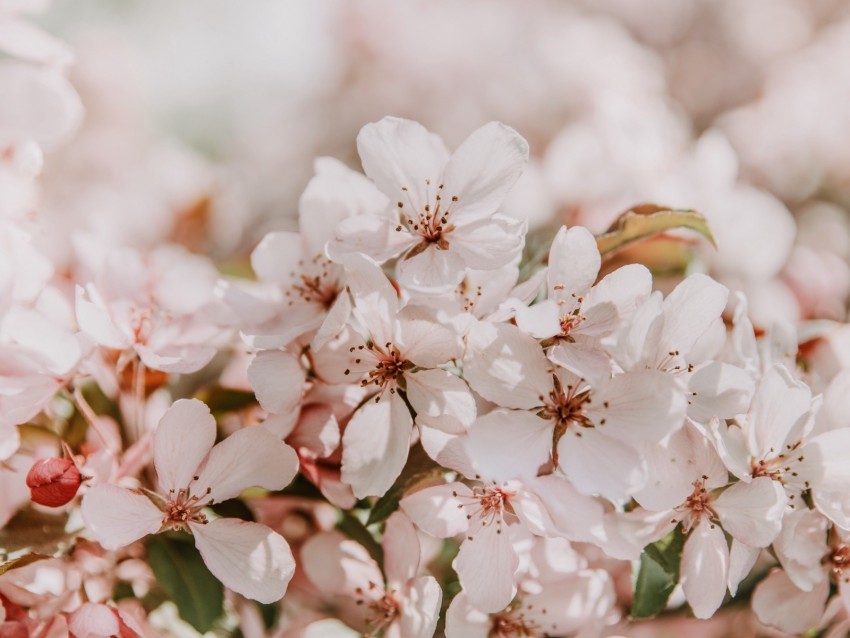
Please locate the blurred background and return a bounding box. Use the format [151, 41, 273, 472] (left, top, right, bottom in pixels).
[31, 0, 850, 326]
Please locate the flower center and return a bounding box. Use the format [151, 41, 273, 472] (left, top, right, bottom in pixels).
[491, 608, 544, 638]
[285, 255, 340, 310]
[355, 585, 400, 636]
[541, 376, 597, 464]
[454, 484, 515, 536]
[829, 544, 850, 583]
[676, 477, 718, 532]
[750, 441, 808, 508]
[162, 485, 211, 533]
[395, 179, 459, 252]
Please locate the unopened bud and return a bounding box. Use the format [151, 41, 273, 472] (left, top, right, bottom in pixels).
[26, 457, 82, 507]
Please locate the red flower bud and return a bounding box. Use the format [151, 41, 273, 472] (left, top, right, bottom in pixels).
[26, 457, 82, 507]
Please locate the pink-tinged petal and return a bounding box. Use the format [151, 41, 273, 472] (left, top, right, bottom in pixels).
[195, 427, 299, 503]
[613, 291, 663, 370]
[714, 477, 785, 547]
[728, 540, 759, 596]
[261, 411, 299, 439]
[509, 489, 557, 537]
[75, 286, 129, 350]
[548, 226, 600, 301]
[345, 253, 398, 346]
[521, 570, 615, 635]
[812, 487, 850, 529]
[384, 511, 420, 590]
[681, 520, 729, 619]
[773, 508, 829, 592]
[450, 215, 526, 271]
[400, 482, 471, 538]
[250, 232, 303, 285]
[396, 245, 466, 293]
[453, 519, 519, 613]
[548, 340, 612, 388]
[587, 369, 687, 445]
[465, 409, 552, 482]
[418, 426, 477, 478]
[247, 350, 305, 414]
[527, 474, 605, 543]
[582, 264, 652, 333]
[357, 117, 450, 209]
[68, 603, 121, 638]
[81, 485, 163, 550]
[406, 369, 475, 434]
[136, 344, 217, 374]
[800, 428, 850, 492]
[557, 428, 646, 501]
[154, 398, 216, 494]
[515, 300, 561, 339]
[752, 569, 829, 634]
[396, 306, 461, 367]
[688, 362, 755, 422]
[747, 365, 812, 461]
[311, 291, 351, 352]
[341, 392, 412, 498]
[441, 122, 529, 223]
[464, 321, 551, 410]
[190, 518, 294, 604]
[659, 274, 729, 359]
[300, 530, 383, 594]
[327, 213, 418, 264]
[400, 576, 443, 638]
[444, 592, 490, 638]
[288, 405, 339, 458]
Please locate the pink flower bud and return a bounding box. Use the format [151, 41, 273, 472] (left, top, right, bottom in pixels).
[26, 457, 82, 507]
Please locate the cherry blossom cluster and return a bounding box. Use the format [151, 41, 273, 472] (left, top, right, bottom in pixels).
[6, 4, 850, 637]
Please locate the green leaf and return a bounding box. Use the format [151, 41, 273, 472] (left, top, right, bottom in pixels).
[631, 526, 685, 619]
[0, 553, 50, 576]
[596, 204, 716, 257]
[147, 533, 224, 633]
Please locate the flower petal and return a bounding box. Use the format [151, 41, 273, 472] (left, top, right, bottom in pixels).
[81, 484, 163, 550]
[441, 121, 529, 223]
[383, 511, 420, 590]
[154, 398, 216, 494]
[250, 232, 303, 286]
[752, 569, 829, 634]
[341, 392, 412, 498]
[659, 274, 729, 359]
[247, 350, 305, 414]
[396, 245, 466, 293]
[406, 368, 475, 433]
[191, 518, 295, 604]
[557, 427, 646, 501]
[714, 477, 785, 547]
[400, 576, 443, 638]
[465, 409, 552, 483]
[401, 482, 471, 538]
[449, 215, 526, 271]
[547, 226, 600, 300]
[453, 519, 519, 613]
[681, 520, 729, 619]
[195, 426, 299, 503]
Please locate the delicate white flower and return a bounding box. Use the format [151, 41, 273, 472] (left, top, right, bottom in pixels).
[81, 399, 298, 603]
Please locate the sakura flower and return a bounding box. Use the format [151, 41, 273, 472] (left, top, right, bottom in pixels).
[328, 117, 528, 292]
[312, 256, 473, 498]
[463, 320, 686, 500]
[515, 224, 652, 384]
[81, 399, 298, 603]
[301, 512, 441, 638]
[401, 411, 605, 613]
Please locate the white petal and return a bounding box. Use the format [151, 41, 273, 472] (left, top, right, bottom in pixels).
[444, 592, 490, 638]
[195, 426, 298, 503]
[659, 274, 729, 359]
[441, 121, 529, 223]
[727, 540, 759, 596]
[357, 117, 449, 209]
[136, 344, 217, 374]
[714, 477, 785, 547]
[154, 398, 216, 494]
[345, 253, 398, 346]
[752, 569, 829, 634]
[799, 428, 850, 492]
[191, 518, 294, 604]
[514, 299, 561, 339]
[453, 520, 519, 613]
[557, 428, 646, 501]
[681, 520, 729, 619]
[587, 369, 686, 445]
[406, 369, 475, 433]
[75, 286, 129, 350]
[341, 392, 412, 498]
[464, 320, 551, 410]
[81, 485, 163, 550]
[400, 482, 471, 538]
[396, 307, 461, 367]
[547, 226, 600, 300]
[688, 362, 755, 422]
[327, 213, 418, 263]
[250, 232, 303, 285]
[311, 291, 351, 352]
[383, 511, 420, 590]
[247, 350, 305, 414]
[747, 365, 812, 460]
[449, 215, 526, 270]
[526, 474, 605, 543]
[396, 245, 466, 293]
[465, 409, 552, 482]
[582, 263, 652, 332]
[633, 428, 704, 512]
[418, 425, 477, 479]
[400, 576, 443, 638]
[547, 340, 612, 388]
[301, 530, 383, 594]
